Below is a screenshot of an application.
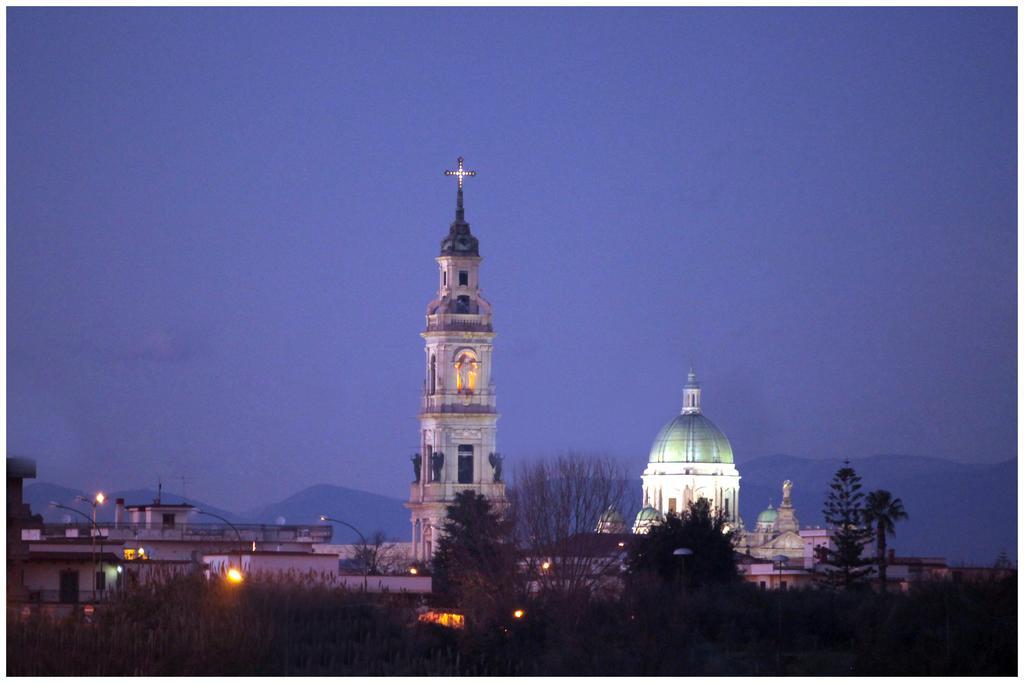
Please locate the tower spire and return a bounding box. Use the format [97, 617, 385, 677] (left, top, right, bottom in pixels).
[440, 156, 480, 256]
[444, 156, 476, 223]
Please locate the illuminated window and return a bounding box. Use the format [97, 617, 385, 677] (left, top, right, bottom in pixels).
[123, 548, 137, 560]
[454, 351, 479, 394]
[668, 498, 677, 514]
[458, 445, 474, 484]
[458, 270, 468, 286]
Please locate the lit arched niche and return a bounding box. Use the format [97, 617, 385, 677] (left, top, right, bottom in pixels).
[453, 348, 480, 394]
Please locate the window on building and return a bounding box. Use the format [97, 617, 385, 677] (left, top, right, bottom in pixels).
[456, 295, 470, 313]
[781, 581, 788, 590]
[724, 499, 730, 517]
[458, 445, 474, 484]
[96, 571, 106, 591]
[162, 513, 175, 529]
[759, 581, 766, 589]
[429, 355, 436, 395]
[668, 498, 677, 514]
[443, 271, 447, 287]
[459, 270, 469, 286]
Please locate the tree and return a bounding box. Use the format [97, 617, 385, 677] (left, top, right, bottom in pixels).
[820, 461, 874, 590]
[509, 453, 631, 602]
[862, 489, 908, 592]
[431, 490, 520, 627]
[352, 530, 403, 575]
[625, 498, 738, 590]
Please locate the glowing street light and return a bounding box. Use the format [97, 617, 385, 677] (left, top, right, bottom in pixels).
[319, 515, 369, 592]
[540, 560, 551, 571]
[408, 567, 419, 575]
[226, 567, 244, 584]
[512, 609, 525, 620]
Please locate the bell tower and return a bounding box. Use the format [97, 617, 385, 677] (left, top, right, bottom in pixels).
[406, 157, 505, 562]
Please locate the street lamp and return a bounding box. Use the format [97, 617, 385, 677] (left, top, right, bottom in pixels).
[319, 515, 369, 592]
[52, 499, 106, 600]
[673, 547, 694, 594]
[771, 554, 789, 673]
[195, 509, 245, 579]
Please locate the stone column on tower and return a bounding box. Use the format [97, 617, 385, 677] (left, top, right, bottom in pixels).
[405, 157, 506, 562]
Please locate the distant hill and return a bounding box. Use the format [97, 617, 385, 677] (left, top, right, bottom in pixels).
[245, 484, 409, 544]
[22, 483, 241, 524]
[735, 454, 1016, 565]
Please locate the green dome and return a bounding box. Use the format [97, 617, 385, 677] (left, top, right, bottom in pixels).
[648, 413, 734, 464]
[600, 508, 625, 524]
[635, 506, 664, 523]
[757, 505, 777, 524]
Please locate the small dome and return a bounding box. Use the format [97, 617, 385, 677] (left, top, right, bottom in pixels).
[632, 506, 665, 534]
[757, 504, 777, 525]
[649, 413, 734, 464]
[635, 506, 664, 523]
[600, 507, 625, 524]
[595, 507, 627, 534]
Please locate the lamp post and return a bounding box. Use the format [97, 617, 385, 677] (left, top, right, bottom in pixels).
[320, 515, 369, 592]
[673, 547, 694, 595]
[52, 497, 105, 601]
[195, 509, 245, 579]
[771, 554, 789, 673]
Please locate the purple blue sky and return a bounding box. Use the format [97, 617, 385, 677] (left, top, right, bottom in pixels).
[8, 8, 1016, 510]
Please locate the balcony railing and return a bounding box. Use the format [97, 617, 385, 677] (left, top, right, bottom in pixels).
[424, 313, 493, 333]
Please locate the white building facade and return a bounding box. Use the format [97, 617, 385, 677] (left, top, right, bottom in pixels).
[634, 370, 741, 532]
[406, 158, 506, 562]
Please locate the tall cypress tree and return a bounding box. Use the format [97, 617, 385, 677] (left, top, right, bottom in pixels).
[820, 461, 874, 589]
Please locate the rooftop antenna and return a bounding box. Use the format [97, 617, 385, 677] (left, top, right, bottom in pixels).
[157, 476, 163, 505]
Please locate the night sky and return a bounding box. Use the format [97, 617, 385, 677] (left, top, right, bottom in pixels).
[8, 8, 1016, 511]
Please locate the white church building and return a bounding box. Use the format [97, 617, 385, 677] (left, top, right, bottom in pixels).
[633, 369, 741, 533]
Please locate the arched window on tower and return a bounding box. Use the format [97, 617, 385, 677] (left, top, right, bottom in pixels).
[429, 355, 436, 395]
[454, 351, 479, 394]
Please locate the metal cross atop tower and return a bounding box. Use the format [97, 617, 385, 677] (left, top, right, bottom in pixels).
[444, 156, 476, 215]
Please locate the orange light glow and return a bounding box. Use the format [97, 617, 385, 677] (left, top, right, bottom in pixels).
[541, 561, 551, 571]
[409, 567, 418, 575]
[513, 609, 525, 619]
[95, 492, 106, 504]
[418, 611, 465, 629]
[226, 568, 244, 584]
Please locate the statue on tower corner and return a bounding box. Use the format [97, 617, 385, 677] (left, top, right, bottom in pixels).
[411, 453, 422, 483]
[488, 452, 504, 483]
[430, 451, 445, 482]
[782, 479, 793, 507]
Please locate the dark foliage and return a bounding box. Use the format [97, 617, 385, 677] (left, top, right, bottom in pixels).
[820, 461, 875, 589]
[862, 489, 908, 591]
[8, 574, 1015, 675]
[625, 498, 738, 589]
[431, 490, 521, 627]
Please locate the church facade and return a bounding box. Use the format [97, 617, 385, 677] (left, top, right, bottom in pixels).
[633, 370, 742, 533]
[405, 158, 506, 562]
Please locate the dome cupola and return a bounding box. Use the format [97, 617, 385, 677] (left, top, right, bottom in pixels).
[648, 369, 734, 465]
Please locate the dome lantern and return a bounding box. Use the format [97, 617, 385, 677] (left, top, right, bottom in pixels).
[682, 367, 701, 415]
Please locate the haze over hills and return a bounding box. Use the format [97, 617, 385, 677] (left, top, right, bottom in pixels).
[24, 454, 1015, 564]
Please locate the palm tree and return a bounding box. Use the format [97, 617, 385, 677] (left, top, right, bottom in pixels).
[862, 490, 908, 592]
